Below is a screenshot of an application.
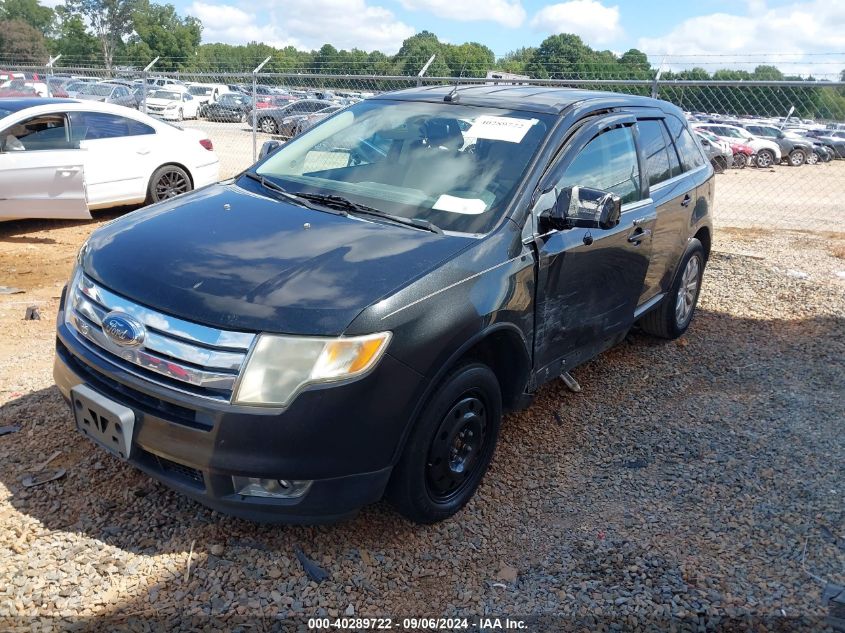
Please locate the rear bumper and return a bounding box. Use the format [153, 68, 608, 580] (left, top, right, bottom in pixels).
[54, 304, 427, 523]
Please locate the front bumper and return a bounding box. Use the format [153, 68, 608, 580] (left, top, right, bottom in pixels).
[54, 304, 427, 523]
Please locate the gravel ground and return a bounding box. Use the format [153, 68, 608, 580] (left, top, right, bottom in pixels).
[0, 213, 844, 630]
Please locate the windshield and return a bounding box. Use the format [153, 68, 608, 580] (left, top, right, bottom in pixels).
[253, 99, 552, 234]
[219, 94, 247, 106]
[189, 86, 213, 96]
[152, 90, 181, 100]
[82, 84, 114, 96]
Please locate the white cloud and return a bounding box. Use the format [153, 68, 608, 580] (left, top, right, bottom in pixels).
[187, 0, 415, 53]
[638, 0, 845, 78]
[400, 0, 526, 28]
[530, 0, 622, 45]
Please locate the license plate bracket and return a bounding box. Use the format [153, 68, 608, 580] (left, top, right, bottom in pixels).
[71, 384, 136, 460]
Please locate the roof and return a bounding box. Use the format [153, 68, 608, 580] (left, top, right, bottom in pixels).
[373, 85, 664, 115]
[0, 97, 78, 112]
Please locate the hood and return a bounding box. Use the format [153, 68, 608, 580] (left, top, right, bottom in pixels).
[76, 94, 107, 102]
[82, 180, 471, 336]
[146, 97, 178, 106]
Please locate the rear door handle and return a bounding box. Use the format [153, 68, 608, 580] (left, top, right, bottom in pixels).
[627, 227, 652, 244]
[681, 194, 692, 207]
[57, 167, 81, 176]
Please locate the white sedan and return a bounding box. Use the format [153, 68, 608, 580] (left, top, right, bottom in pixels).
[143, 88, 200, 121]
[0, 98, 219, 221]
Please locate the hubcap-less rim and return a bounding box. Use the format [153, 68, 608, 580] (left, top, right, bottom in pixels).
[757, 152, 772, 167]
[807, 152, 818, 165]
[155, 171, 189, 200]
[675, 255, 701, 327]
[426, 394, 487, 502]
[261, 119, 274, 134]
[790, 151, 804, 166]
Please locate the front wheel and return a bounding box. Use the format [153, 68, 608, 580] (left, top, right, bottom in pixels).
[387, 362, 502, 524]
[146, 165, 192, 204]
[259, 117, 277, 134]
[638, 239, 705, 339]
[755, 149, 775, 168]
[732, 152, 748, 169]
[788, 149, 805, 166]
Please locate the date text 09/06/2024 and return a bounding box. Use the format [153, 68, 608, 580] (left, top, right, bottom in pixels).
[307, 617, 528, 630]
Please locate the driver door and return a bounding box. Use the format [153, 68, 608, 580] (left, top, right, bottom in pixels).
[532, 115, 656, 378]
[0, 112, 90, 220]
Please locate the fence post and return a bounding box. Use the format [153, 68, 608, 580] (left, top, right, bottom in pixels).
[45, 54, 61, 97]
[417, 54, 436, 87]
[252, 56, 271, 162]
[651, 56, 666, 99]
[142, 57, 160, 115]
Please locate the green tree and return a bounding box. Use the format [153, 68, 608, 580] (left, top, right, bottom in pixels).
[392, 31, 450, 77]
[0, 0, 53, 34]
[496, 47, 535, 75]
[526, 33, 597, 79]
[125, 0, 201, 71]
[49, 5, 101, 63]
[443, 42, 495, 78]
[0, 18, 48, 61]
[65, 0, 137, 72]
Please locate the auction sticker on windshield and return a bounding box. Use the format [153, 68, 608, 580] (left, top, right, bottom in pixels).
[432, 194, 488, 215]
[466, 115, 538, 143]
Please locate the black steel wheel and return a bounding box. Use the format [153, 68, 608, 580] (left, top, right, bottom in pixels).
[387, 362, 502, 524]
[146, 165, 192, 204]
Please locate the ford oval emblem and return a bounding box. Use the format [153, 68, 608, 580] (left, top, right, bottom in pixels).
[101, 312, 145, 347]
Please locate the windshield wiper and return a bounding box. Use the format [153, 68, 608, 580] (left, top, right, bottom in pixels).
[296, 193, 442, 234]
[240, 172, 347, 216]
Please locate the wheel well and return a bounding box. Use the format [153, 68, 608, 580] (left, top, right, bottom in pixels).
[694, 226, 711, 262]
[151, 162, 194, 189]
[461, 329, 531, 411]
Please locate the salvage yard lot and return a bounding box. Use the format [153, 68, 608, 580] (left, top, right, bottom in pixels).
[0, 177, 844, 627]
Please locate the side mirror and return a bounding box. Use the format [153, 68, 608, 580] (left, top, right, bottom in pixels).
[259, 140, 282, 159]
[540, 186, 622, 232]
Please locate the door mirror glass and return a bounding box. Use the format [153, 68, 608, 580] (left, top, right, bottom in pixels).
[259, 139, 282, 159]
[541, 186, 622, 232]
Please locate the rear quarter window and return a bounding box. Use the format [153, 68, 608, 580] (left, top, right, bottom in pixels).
[666, 116, 706, 173]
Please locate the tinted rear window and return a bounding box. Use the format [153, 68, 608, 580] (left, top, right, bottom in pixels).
[666, 116, 706, 172]
[69, 112, 155, 140]
[637, 119, 674, 187]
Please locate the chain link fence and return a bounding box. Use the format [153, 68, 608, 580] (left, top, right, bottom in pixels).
[4, 63, 845, 233]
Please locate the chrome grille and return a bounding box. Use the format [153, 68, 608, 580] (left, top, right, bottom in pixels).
[65, 272, 255, 401]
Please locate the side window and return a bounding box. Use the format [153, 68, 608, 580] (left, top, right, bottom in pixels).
[69, 112, 155, 140]
[558, 126, 642, 205]
[636, 119, 673, 188]
[663, 123, 682, 178]
[1, 114, 71, 151]
[665, 116, 706, 172]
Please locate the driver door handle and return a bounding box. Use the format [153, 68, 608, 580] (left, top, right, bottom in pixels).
[627, 227, 652, 244]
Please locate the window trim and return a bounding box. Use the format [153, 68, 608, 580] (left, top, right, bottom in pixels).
[0, 111, 74, 152]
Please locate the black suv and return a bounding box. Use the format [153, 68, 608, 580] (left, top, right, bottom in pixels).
[55, 86, 713, 524]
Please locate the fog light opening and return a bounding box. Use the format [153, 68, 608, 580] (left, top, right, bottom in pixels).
[232, 476, 312, 499]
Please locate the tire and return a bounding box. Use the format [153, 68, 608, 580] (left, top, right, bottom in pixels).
[146, 165, 192, 204]
[177, 108, 183, 122]
[638, 238, 705, 340]
[755, 149, 775, 168]
[732, 152, 748, 169]
[387, 362, 502, 524]
[711, 156, 726, 174]
[788, 149, 805, 166]
[806, 151, 819, 165]
[259, 117, 277, 134]
[822, 147, 834, 162]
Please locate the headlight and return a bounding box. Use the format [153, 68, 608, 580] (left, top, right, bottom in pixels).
[233, 332, 391, 407]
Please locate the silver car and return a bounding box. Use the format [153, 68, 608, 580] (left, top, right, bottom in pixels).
[75, 83, 138, 109]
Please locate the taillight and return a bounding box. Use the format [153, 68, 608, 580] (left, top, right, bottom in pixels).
[199, 139, 213, 151]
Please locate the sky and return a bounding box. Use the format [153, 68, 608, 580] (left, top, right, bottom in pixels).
[43, 0, 845, 77]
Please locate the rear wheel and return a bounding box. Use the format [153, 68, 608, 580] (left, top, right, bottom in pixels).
[387, 362, 502, 524]
[639, 239, 705, 339]
[755, 149, 775, 168]
[259, 117, 277, 134]
[146, 165, 192, 204]
[732, 152, 747, 169]
[788, 149, 806, 166]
